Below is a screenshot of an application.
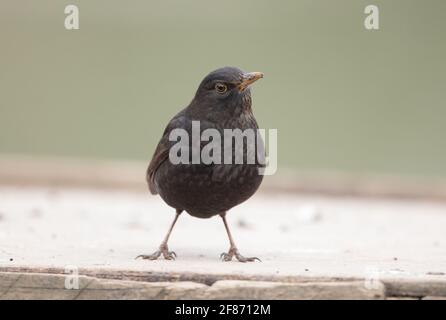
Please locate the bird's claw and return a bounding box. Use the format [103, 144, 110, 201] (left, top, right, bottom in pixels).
[220, 252, 232, 261]
[235, 254, 261, 263]
[136, 245, 177, 261]
[163, 251, 177, 260]
[220, 247, 261, 263]
[135, 251, 161, 260]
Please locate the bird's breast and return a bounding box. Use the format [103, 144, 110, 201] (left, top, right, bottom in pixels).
[154, 111, 264, 218]
[156, 162, 263, 218]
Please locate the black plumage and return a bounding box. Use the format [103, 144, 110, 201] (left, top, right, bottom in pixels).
[137, 67, 264, 262]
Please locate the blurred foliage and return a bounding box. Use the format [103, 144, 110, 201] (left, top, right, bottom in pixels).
[0, 0, 445, 177]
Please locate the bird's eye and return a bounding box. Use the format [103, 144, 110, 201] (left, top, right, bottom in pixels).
[215, 83, 228, 94]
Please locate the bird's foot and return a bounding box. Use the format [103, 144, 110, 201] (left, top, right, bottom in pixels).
[220, 247, 260, 263]
[136, 244, 177, 261]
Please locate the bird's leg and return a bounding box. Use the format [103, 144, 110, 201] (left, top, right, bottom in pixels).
[219, 212, 260, 263]
[136, 209, 182, 261]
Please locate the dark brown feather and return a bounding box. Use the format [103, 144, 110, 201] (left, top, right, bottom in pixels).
[146, 109, 187, 194]
[146, 140, 169, 194]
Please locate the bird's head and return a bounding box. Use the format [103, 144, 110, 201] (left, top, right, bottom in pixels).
[188, 67, 263, 119]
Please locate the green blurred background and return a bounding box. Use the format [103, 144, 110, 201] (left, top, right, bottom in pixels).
[1, 0, 445, 177]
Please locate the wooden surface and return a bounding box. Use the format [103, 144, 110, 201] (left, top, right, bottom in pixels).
[1, 180, 446, 299]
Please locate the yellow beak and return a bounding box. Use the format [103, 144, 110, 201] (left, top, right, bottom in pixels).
[238, 72, 264, 91]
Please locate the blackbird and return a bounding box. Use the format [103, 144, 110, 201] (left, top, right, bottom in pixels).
[137, 67, 264, 262]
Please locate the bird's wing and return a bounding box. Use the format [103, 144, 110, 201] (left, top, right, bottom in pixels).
[146, 109, 187, 194]
[146, 139, 169, 195]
